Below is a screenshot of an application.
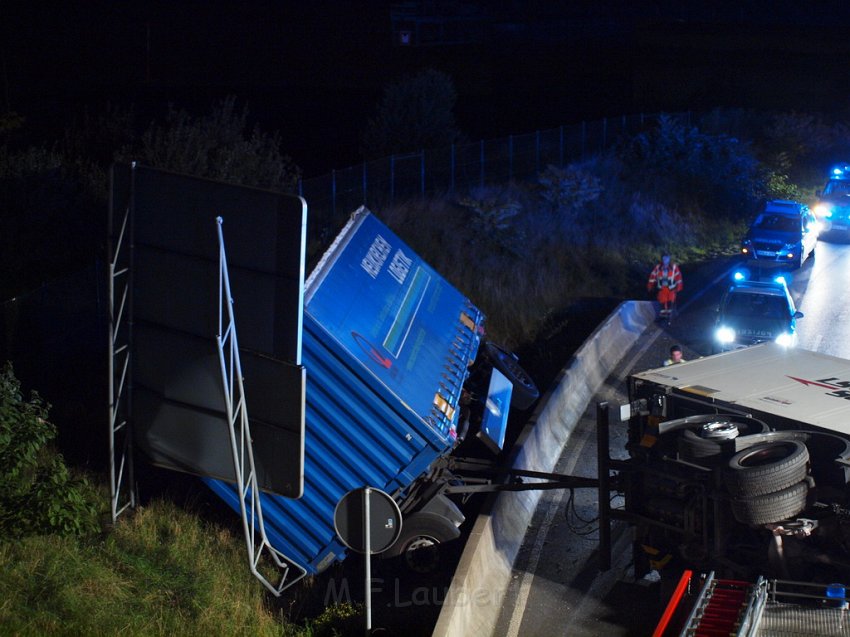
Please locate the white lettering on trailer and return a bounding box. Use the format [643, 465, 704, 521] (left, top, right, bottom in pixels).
[361, 235, 391, 279]
[388, 249, 412, 285]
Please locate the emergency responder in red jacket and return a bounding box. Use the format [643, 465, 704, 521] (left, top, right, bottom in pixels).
[647, 254, 683, 317]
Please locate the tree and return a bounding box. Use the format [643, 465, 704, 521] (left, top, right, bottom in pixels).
[120, 96, 300, 192]
[361, 68, 463, 159]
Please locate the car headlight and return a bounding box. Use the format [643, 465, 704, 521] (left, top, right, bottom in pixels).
[815, 203, 834, 218]
[775, 332, 795, 347]
[715, 326, 735, 344]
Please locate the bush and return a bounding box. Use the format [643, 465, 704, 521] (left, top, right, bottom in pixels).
[0, 362, 100, 538]
[361, 68, 463, 159]
[621, 114, 763, 219]
[305, 602, 363, 637]
[759, 112, 850, 183]
[120, 95, 300, 192]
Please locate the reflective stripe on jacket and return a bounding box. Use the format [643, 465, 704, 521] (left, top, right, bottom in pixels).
[647, 263, 683, 291]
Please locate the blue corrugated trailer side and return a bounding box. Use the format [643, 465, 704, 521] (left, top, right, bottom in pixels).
[205, 209, 486, 574]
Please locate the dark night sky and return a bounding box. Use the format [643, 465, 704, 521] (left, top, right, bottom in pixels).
[4, 2, 850, 175]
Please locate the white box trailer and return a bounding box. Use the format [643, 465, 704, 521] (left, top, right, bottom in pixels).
[630, 343, 850, 437]
[630, 342, 850, 437]
[621, 342, 850, 584]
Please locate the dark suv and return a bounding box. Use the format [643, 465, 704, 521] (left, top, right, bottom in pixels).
[713, 276, 803, 352]
[813, 164, 850, 239]
[740, 200, 818, 270]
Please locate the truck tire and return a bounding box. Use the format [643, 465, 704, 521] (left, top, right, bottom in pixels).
[724, 441, 809, 498]
[382, 513, 460, 574]
[730, 480, 810, 526]
[484, 342, 540, 411]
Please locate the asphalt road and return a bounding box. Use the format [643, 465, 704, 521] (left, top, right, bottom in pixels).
[793, 238, 850, 358]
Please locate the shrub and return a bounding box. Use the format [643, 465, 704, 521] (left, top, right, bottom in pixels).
[0, 362, 100, 538]
[537, 164, 603, 213]
[361, 68, 463, 159]
[305, 602, 363, 637]
[120, 95, 300, 192]
[621, 114, 763, 219]
[760, 112, 850, 179]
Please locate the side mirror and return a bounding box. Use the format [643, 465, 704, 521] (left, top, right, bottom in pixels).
[794, 311, 804, 319]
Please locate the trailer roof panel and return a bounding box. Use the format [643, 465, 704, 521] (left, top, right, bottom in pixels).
[632, 343, 850, 435]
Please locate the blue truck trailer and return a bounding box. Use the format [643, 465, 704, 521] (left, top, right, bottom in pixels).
[204, 207, 538, 577]
[108, 166, 540, 592]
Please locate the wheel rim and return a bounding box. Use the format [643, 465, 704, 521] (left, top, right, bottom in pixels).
[699, 420, 739, 440]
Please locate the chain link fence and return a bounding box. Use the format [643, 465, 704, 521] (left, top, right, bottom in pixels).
[298, 111, 691, 241]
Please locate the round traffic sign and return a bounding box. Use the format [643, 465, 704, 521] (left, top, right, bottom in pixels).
[333, 487, 403, 554]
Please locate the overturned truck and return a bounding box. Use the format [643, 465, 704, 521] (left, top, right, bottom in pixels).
[108, 164, 538, 592]
[617, 342, 850, 585]
[204, 206, 539, 578]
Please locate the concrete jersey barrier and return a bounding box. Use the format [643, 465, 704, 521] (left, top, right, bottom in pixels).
[432, 300, 657, 637]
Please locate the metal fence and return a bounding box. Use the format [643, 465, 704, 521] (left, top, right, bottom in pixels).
[298, 111, 690, 240]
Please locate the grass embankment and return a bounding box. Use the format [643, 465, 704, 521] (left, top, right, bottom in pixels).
[0, 499, 284, 636]
[0, 496, 359, 637]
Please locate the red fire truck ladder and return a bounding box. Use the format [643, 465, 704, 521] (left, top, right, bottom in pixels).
[654, 570, 761, 637]
[655, 571, 850, 636]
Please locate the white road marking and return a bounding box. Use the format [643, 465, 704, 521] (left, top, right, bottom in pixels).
[505, 426, 591, 637]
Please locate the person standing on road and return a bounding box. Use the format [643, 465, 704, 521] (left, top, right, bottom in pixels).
[663, 345, 686, 366]
[647, 253, 683, 320]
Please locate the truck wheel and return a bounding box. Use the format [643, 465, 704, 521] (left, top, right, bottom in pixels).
[730, 480, 810, 526]
[724, 441, 809, 498]
[484, 342, 540, 411]
[382, 513, 460, 574]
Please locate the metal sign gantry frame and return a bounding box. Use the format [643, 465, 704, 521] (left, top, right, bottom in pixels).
[107, 166, 306, 593]
[214, 216, 307, 595]
[108, 166, 136, 523]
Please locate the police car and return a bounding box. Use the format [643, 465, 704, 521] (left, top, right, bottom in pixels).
[813, 164, 850, 238]
[712, 273, 803, 352]
[740, 199, 818, 270]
